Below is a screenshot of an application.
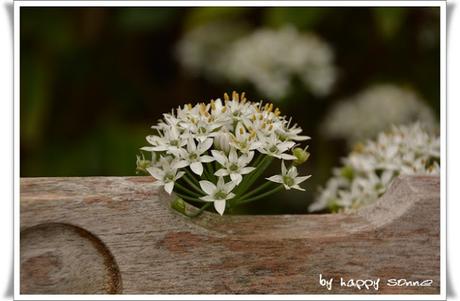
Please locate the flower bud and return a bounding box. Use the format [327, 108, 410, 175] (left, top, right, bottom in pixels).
[292, 147, 310, 165]
[214, 132, 231, 154]
[171, 197, 186, 215]
[136, 155, 151, 174]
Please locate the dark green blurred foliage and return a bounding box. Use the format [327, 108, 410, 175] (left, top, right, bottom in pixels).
[20, 7, 440, 214]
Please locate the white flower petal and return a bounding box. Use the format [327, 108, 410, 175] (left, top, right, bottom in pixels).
[266, 175, 283, 184]
[281, 161, 287, 175]
[198, 138, 214, 153]
[187, 138, 196, 152]
[217, 176, 225, 188]
[140, 146, 156, 152]
[200, 195, 215, 202]
[214, 169, 229, 177]
[176, 171, 185, 180]
[190, 162, 203, 176]
[294, 175, 311, 185]
[230, 173, 243, 185]
[164, 182, 174, 194]
[224, 180, 237, 193]
[245, 151, 255, 164]
[214, 200, 226, 215]
[280, 154, 297, 160]
[200, 155, 215, 163]
[146, 167, 164, 180]
[291, 185, 306, 191]
[172, 160, 189, 169]
[240, 167, 255, 174]
[229, 148, 238, 162]
[199, 180, 216, 195]
[211, 150, 227, 166]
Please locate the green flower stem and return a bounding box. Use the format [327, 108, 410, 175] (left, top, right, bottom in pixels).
[182, 174, 204, 194]
[233, 155, 268, 195]
[205, 163, 216, 181]
[185, 168, 201, 182]
[175, 182, 202, 198]
[237, 185, 284, 205]
[183, 202, 212, 218]
[235, 156, 273, 197]
[251, 152, 264, 167]
[174, 191, 206, 203]
[203, 167, 213, 181]
[237, 180, 277, 201]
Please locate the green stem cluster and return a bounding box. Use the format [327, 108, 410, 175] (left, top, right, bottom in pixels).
[172, 155, 283, 217]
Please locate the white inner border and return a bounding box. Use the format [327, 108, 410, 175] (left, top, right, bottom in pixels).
[13, 1, 447, 300]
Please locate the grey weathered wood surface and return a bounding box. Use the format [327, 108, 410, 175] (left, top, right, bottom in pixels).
[20, 175, 440, 294]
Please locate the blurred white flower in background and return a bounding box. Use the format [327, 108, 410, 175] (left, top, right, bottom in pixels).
[309, 123, 440, 213]
[221, 26, 336, 99]
[175, 22, 247, 80]
[176, 25, 337, 99]
[321, 84, 437, 145]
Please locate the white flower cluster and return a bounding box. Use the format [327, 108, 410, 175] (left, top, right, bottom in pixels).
[309, 123, 440, 212]
[175, 22, 247, 80]
[177, 25, 336, 99]
[322, 84, 437, 145]
[221, 26, 336, 99]
[138, 92, 311, 216]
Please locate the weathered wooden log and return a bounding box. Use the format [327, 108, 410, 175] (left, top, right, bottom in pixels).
[20, 175, 440, 294]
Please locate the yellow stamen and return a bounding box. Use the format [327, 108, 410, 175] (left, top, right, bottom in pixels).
[224, 93, 230, 101]
[267, 103, 273, 113]
[232, 91, 239, 101]
[199, 103, 207, 115]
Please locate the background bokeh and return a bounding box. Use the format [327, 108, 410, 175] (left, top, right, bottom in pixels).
[20, 7, 440, 214]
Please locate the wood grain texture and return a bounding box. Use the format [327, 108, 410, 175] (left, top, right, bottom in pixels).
[20, 175, 440, 295]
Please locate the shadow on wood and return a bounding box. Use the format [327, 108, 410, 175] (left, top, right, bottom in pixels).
[20, 175, 440, 294]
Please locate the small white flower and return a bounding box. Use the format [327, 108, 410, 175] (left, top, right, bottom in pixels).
[266, 161, 311, 191]
[212, 149, 255, 185]
[259, 134, 297, 160]
[147, 157, 186, 195]
[229, 122, 262, 153]
[170, 138, 215, 176]
[182, 118, 222, 142]
[276, 118, 311, 141]
[142, 126, 187, 153]
[199, 177, 237, 215]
